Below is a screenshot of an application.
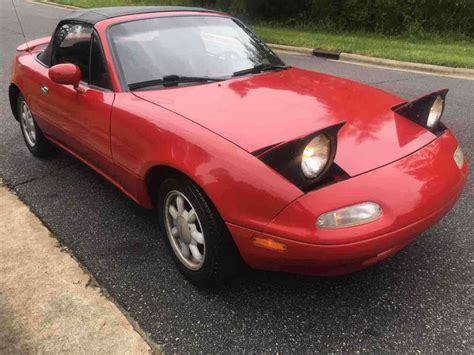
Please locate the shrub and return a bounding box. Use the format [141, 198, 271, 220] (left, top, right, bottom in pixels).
[139, 0, 474, 37]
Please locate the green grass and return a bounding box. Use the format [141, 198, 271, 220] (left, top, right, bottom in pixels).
[50, 0, 474, 69]
[255, 25, 474, 69]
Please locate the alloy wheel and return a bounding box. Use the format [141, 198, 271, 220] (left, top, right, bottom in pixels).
[20, 101, 36, 147]
[164, 190, 206, 270]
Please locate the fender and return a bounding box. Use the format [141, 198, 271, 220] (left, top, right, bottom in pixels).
[110, 93, 303, 231]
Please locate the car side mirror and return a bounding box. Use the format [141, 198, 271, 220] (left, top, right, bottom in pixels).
[48, 63, 83, 92]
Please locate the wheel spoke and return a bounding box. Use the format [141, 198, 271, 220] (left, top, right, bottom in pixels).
[191, 230, 204, 244]
[180, 242, 190, 258]
[189, 244, 203, 262]
[169, 205, 178, 219]
[187, 209, 197, 223]
[181, 210, 189, 221]
[171, 227, 179, 237]
[176, 195, 185, 214]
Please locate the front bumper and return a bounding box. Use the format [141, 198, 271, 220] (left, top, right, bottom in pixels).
[228, 130, 468, 276]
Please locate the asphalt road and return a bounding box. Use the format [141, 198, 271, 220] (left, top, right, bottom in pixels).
[1, 1, 473, 352]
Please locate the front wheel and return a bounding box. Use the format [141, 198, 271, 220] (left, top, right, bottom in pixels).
[17, 94, 54, 157]
[158, 176, 243, 287]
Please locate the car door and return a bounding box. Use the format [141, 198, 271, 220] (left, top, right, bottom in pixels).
[40, 22, 115, 173]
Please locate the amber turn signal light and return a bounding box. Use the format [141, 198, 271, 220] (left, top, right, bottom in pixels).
[251, 237, 288, 252]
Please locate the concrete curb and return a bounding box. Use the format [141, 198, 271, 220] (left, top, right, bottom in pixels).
[268, 43, 474, 79]
[339, 52, 474, 78]
[0, 184, 159, 353]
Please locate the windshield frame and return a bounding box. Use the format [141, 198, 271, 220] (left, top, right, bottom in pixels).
[106, 14, 285, 91]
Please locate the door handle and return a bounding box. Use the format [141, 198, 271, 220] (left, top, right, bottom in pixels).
[40, 85, 49, 94]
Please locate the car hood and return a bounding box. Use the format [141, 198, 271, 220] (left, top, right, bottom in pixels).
[133, 67, 436, 176]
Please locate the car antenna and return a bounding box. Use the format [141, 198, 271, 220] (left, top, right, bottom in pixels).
[12, 0, 32, 54]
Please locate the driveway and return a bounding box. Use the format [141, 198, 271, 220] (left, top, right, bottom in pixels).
[0, 0, 472, 352]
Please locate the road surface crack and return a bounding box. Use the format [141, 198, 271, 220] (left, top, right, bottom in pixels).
[11, 162, 77, 188]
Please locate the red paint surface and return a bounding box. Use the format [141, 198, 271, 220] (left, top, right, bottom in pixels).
[135, 67, 436, 176]
[9, 10, 468, 276]
[229, 132, 468, 275]
[16, 36, 51, 52]
[48, 63, 81, 86]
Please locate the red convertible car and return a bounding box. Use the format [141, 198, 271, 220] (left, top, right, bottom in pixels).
[9, 7, 467, 286]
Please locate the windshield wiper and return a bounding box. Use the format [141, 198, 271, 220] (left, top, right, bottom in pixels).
[232, 63, 288, 77]
[129, 75, 224, 90]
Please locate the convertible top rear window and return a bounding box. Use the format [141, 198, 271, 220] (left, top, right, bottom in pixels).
[38, 42, 52, 66]
[109, 16, 285, 87]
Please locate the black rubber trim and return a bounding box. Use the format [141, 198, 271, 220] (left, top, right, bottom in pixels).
[61, 6, 220, 25]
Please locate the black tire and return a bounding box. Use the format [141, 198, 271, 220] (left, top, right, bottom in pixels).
[17, 94, 54, 157]
[157, 175, 243, 288]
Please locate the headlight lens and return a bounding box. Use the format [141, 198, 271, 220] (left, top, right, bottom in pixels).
[317, 202, 383, 229]
[454, 145, 464, 169]
[301, 134, 331, 179]
[427, 95, 444, 128]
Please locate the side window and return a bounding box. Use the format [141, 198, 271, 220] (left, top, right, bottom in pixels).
[90, 34, 112, 90]
[53, 22, 92, 82]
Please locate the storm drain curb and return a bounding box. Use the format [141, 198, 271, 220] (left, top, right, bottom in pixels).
[312, 49, 340, 60]
[267, 43, 314, 55]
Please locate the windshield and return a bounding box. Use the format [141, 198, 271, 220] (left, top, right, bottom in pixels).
[109, 16, 286, 86]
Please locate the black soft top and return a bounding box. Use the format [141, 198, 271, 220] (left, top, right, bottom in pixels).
[62, 6, 220, 25]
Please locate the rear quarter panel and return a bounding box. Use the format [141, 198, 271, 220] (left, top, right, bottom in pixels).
[10, 52, 58, 136]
